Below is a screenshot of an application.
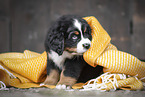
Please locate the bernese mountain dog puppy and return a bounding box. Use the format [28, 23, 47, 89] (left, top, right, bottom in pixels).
[43, 15, 93, 89]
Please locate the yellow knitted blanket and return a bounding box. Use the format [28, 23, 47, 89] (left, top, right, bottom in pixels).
[0, 50, 48, 89]
[0, 16, 145, 91]
[82, 16, 145, 91]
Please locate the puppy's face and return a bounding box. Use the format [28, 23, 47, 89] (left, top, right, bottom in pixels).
[45, 15, 92, 55]
[65, 19, 92, 55]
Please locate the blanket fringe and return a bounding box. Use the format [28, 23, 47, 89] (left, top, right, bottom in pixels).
[81, 72, 143, 91]
[0, 64, 16, 90]
[0, 81, 9, 90]
[0, 64, 16, 79]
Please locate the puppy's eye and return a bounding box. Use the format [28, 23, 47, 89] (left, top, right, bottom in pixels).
[72, 35, 78, 40]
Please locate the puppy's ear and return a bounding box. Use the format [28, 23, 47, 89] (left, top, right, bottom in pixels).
[45, 23, 64, 55]
[51, 32, 64, 55]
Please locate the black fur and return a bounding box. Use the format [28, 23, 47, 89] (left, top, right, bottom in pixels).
[63, 56, 86, 79]
[44, 15, 102, 85]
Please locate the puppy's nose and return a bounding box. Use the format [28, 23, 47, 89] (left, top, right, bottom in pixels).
[83, 43, 90, 49]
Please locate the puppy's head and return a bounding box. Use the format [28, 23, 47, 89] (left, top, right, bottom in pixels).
[45, 15, 92, 55]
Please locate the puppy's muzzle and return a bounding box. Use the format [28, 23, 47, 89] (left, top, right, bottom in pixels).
[77, 38, 91, 54]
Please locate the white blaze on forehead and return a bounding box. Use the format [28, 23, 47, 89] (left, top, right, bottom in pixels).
[73, 19, 91, 54]
[74, 19, 81, 31]
[74, 19, 83, 37]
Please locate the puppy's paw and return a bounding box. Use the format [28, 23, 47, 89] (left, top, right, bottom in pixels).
[56, 84, 72, 90]
[39, 83, 45, 86]
[43, 79, 57, 85]
[57, 73, 77, 87]
[43, 70, 59, 85]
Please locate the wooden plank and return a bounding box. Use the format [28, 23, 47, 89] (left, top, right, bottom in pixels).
[50, 0, 90, 21]
[0, 0, 10, 53]
[10, 0, 51, 52]
[132, 0, 145, 59]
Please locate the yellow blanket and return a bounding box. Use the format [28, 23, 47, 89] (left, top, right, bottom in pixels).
[0, 16, 145, 91]
[83, 16, 145, 91]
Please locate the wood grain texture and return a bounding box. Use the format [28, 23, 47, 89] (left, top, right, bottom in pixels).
[0, 0, 10, 53]
[132, 0, 145, 59]
[10, 0, 51, 52]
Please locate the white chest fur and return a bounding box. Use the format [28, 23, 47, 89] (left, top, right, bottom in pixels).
[49, 50, 74, 69]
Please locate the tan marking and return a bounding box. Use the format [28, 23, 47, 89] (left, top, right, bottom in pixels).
[84, 27, 87, 32]
[43, 69, 59, 85]
[74, 31, 79, 35]
[65, 48, 77, 52]
[57, 71, 77, 86]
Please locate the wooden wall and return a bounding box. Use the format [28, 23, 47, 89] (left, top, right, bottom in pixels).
[0, 0, 145, 59]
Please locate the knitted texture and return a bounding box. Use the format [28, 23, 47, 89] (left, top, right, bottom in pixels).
[82, 72, 143, 91]
[0, 50, 47, 88]
[83, 16, 111, 66]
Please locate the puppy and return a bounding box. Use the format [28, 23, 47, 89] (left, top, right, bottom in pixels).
[44, 15, 92, 88]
